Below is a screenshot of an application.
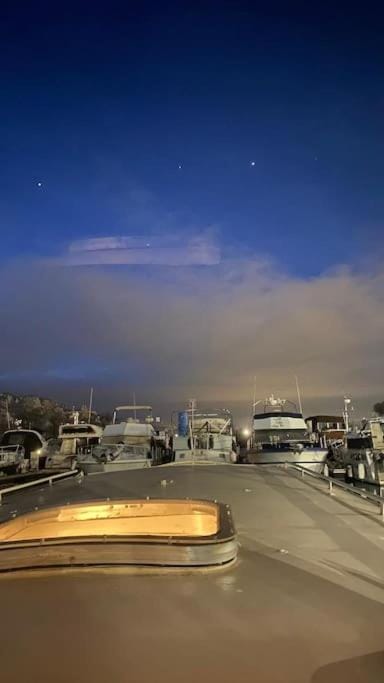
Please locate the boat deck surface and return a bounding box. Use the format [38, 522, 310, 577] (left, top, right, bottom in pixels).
[0, 464, 383, 682]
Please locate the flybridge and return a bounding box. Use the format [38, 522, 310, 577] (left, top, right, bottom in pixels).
[252, 396, 307, 428]
[253, 394, 300, 414]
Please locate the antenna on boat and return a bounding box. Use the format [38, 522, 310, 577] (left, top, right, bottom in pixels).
[133, 392, 136, 420]
[294, 375, 303, 415]
[188, 398, 196, 449]
[343, 396, 352, 434]
[5, 396, 10, 430]
[88, 387, 94, 423]
[252, 375, 257, 410]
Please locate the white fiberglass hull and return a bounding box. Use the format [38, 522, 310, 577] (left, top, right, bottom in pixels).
[79, 458, 151, 474]
[174, 449, 237, 465]
[246, 448, 327, 473]
[78, 444, 152, 474]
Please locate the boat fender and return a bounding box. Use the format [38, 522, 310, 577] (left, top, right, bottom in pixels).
[357, 462, 365, 480]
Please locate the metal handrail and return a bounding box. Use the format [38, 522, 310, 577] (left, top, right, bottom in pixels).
[0, 469, 79, 505]
[289, 463, 384, 519]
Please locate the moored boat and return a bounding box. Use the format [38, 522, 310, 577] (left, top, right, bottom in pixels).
[173, 404, 238, 464]
[44, 420, 103, 470]
[246, 395, 327, 472]
[77, 405, 164, 474]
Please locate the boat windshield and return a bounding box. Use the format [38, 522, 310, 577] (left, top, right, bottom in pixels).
[60, 425, 99, 435]
[1, 432, 27, 447]
[254, 428, 308, 442]
[347, 435, 373, 449]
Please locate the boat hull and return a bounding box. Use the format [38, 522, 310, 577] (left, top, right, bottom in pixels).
[79, 458, 151, 474]
[246, 448, 327, 473]
[173, 449, 237, 465]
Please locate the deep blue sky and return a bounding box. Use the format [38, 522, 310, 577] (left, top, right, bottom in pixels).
[1, 2, 383, 275]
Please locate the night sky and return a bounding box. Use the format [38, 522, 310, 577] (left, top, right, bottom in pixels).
[1, 3, 383, 418]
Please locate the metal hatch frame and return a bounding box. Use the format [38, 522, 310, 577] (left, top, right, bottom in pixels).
[0, 499, 237, 572]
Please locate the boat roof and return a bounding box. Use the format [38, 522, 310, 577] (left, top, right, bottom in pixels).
[59, 423, 103, 436]
[115, 405, 152, 412]
[1, 465, 384, 680]
[103, 422, 154, 437]
[3, 464, 383, 590]
[193, 414, 232, 422]
[1, 428, 44, 440]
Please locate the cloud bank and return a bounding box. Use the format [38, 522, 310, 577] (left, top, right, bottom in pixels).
[0, 254, 383, 419]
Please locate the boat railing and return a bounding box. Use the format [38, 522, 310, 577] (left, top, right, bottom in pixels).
[0, 445, 25, 459]
[88, 443, 148, 456]
[289, 463, 384, 519]
[0, 469, 79, 505]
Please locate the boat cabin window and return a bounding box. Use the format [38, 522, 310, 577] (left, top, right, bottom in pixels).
[254, 428, 308, 442]
[45, 439, 60, 454]
[61, 426, 97, 435]
[1, 432, 26, 447]
[347, 436, 372, 449]
[75, 436, 100, 451]
[0, 431, 43, 457]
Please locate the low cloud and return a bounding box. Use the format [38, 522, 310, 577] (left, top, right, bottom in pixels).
[0, 254, 383, 419]
[61, 234, 220, 266]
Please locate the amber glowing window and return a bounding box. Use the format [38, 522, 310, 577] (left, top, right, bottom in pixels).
[0, 500, 219, 543]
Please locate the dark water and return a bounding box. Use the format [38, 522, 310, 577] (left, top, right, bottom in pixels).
[346, 478, 384, 498]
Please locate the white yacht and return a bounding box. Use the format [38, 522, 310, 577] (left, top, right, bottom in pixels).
[77, 405, 163, 474]
[44, 422, 103, 470]
[173, 406, 238, 464]
[246, 395, 327, 472]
